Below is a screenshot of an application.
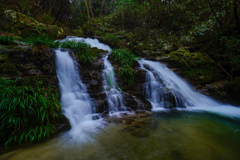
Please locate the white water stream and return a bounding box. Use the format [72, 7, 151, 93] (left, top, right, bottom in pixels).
[55, 49, 104, 142]
[139, 59, 240, 118]
[63, 36, 126, 114]
[55, 37, 126, 142]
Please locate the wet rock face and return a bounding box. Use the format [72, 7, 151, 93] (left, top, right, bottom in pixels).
[0, 44, 58, 86]
[78, 55, 106, 113]
[114, 66, 152, 111]
[77, 53, 151, 113]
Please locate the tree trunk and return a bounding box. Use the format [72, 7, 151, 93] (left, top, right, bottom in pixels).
[89, 0, 94, 19]
[85, 0, 91, 20]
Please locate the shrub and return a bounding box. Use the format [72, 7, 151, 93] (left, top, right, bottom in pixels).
[0, 79, 61, 145]
[23, 34, 60, 48]
[60, 40, 99, 63]
[110, 48, 137, 66]
[110, 48, 138, 86]
[119, 65, 136, 86]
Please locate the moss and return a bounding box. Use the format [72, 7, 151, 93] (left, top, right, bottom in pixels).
[159, 49, 223, 84]
[167, 49, 214, 66]
[3, 10, 66, 38]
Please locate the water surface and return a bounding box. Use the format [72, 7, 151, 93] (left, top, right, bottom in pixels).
[1, 111, 240, 160]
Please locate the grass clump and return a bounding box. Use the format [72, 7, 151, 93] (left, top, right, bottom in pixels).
[23, 34, 59, 48]
[0, 79, 61, 146]
[60, 40, 99, 63]
[0, 36, 14, 45]
[110, 48, 138, 86]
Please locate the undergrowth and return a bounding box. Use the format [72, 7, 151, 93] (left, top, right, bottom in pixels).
[23, 34, 59, 48]
[110, 48, 138, 86]
[0, 79, 61, 146]
[60, 40, 99, 63]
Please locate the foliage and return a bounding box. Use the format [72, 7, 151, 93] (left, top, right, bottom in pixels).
[110, 48, 138, 86]
[60, 40, 99, 63]
[0, 79, 61, 146]
[23, 34, 60, 48]
[119, 65, 136, 86]
[0, 36, 14, 45]
[110, 48, 137, 66]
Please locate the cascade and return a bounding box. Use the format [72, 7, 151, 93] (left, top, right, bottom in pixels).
[102, 54, 126, 113]
[64, 36, 125, 113]
[58, 36, 125, 115]
[56, 49, 104, 141]
[139, 59, 240, 118]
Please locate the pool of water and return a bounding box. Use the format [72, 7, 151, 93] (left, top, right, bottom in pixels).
[1, 111, 240, 160]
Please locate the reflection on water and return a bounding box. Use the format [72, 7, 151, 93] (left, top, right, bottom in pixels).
[1, 111, 240, 160]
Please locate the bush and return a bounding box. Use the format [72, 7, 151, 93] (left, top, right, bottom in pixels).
[60, 40, 99, 63]
[110, 48, 138, 86]
[110, 48, 137, 66]
[0, 79, 61, 145]
[0, 36, 14, 45]
[23, 34, 60, 48]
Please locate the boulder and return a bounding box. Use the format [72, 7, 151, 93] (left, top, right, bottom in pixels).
[156, 49, 224, 84]
[1, 10, 66, 38]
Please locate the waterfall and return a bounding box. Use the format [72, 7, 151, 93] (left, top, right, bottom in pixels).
[59, 36, 125, 114]
[56, 49, 104, 141]
[65, 37, 126, 114]
[139, 59, 240, 118]
[102, 55, 126, 114]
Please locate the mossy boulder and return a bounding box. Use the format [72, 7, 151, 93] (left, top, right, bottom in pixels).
[2, 10, 66, 38]
[157, 49, 224, 84]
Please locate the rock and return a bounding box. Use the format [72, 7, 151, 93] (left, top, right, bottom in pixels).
[54, 114, 71, 134]
[156, 49, 224, 84]
[0, 44, 58, 86]
[2, 10, 66, 38]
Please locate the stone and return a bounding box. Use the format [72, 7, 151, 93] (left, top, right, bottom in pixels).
[3, 10, 66, 38]
[156, 49, 224, 84]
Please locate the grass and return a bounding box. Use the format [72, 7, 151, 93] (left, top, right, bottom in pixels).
[60, 40, 99, 63]
[23, 34, 60, 48]
[110, 48, 137, 66]
[0, 36, 14, 45]
[109, 48, 138, 86]
[0, 79, 61, 146]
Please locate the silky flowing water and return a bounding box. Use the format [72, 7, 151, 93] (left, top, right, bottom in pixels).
[1, 111, 240, 160]
[1, 37, 240, 159]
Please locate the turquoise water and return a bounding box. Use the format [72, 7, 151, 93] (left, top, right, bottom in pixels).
[1, 111, 240, 160]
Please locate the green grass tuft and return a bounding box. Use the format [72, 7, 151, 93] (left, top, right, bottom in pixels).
[60, 40, 99, 63]
[23, 34, 60, 48]
[110, 48, 138, 86]
[0, 79, 61, 146]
